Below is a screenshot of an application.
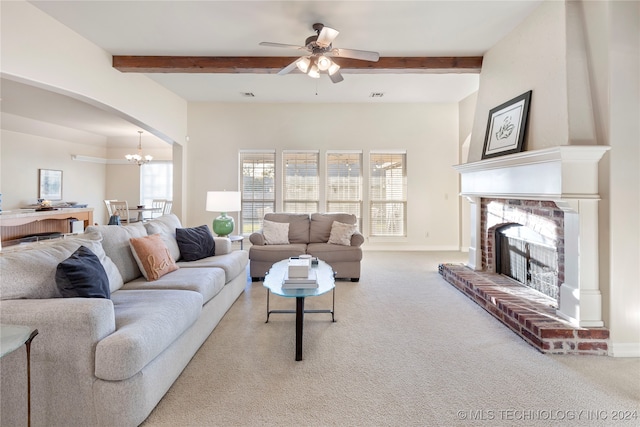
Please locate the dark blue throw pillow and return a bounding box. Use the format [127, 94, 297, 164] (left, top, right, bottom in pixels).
[55, 245, 110, 298]
[176, 225, 216, 261]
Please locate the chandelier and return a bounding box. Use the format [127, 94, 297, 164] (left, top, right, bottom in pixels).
[125, 131, 153, 166]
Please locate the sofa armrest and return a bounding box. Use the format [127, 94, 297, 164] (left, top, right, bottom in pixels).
[213, 237, 232, 255]
[351, 231, 365, 247]
[0, 298, 116, 376]
[249, 231, 266, 246]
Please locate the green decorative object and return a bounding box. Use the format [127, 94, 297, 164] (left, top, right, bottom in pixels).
[212, 213, 235, 237]
[206, 191, 241, 238]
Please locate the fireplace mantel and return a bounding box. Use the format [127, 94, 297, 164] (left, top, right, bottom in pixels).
[453, 146, 610, 328]
[453, 146, 610, 200]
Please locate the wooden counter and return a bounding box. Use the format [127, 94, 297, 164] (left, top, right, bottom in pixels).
[0, 208, 94, 244]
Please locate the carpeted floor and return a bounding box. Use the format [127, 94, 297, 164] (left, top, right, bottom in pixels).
[142, 251, 639, 426]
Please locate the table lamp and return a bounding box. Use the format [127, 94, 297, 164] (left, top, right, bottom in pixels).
[206, 191, 241, 237]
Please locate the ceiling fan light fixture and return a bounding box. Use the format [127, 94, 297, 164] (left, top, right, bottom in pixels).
[307, 64, 320, 78]
[296, 57, 310, 73]
[328, 62, 341, 75]
[316, 55, 332, 71]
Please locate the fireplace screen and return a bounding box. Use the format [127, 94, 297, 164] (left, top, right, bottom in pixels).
[495, 224, 559, 301]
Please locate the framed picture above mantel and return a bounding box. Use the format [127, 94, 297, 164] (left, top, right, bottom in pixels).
[481, 90, 532, 159]
[38, 169, 63, 200]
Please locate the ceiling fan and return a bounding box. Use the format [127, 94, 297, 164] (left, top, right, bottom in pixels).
[259, 23, 380, 83]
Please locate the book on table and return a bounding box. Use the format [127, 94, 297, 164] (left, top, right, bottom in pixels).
[282, 269, 318, 289]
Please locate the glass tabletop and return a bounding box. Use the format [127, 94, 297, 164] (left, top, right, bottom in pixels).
[263, 259, 335, 298]
[0, 324, 37, 358]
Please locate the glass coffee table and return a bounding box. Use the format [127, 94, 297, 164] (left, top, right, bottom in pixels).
[263, 259, 336, 361]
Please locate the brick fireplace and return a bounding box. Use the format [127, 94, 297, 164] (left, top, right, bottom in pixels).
[444, 146, 611, 354]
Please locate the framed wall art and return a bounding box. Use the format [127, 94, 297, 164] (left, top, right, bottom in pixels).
[481, 90, 532, 159]
[39, 169, 63, 200]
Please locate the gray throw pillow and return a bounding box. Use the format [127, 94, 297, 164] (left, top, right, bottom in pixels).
[55, 245, 110, 298]
[175, 225, 216, 261]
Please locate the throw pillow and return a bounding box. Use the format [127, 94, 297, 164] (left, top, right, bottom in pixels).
[55, 245, 110, 298]
[175, 224, 216, 261]
[129, 234, 179, 281]
[263, 219, 290, 245]
[328, 221, 358, 246]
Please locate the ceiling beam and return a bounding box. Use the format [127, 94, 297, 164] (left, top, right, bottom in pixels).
[112, 56, 482, 74]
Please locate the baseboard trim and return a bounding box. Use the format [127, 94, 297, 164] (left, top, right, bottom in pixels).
[609, 342, 640, 358]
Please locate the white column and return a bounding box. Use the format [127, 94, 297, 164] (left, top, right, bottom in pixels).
[556, 199, 604, 327]
[465, 196, 482, 270]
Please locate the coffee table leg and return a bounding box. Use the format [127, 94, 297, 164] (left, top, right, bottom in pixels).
[296, 297, 305, 361]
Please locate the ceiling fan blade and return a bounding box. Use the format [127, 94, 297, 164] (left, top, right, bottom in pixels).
[277, 58, 301, 76]
[259, 42, 308, 52]
[316, 26, 339, 48]
[326, 48, 380, 62]
[328, 69, 344, 84]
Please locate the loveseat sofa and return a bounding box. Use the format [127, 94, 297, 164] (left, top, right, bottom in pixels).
[248, 212, 364, 281]
[0, 214, 248, 426]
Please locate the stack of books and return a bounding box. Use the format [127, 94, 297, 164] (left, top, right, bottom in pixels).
[282, 257, 318, 289]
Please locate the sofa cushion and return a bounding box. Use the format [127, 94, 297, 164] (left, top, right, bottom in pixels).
[307, 242, 363, 262]
[248, 243, 308, 265]
[176, 225, 216, 261]
[95, 289, 203, 381]
[309, 213, 357, 243]
[264, 213, 310, 244]
[129, 234, 179, 281]
[328, 221, 358, 246]
[121, 267, 225, 304]
[263, 219, 289, 244]
[0, 232, 123, 300]
[177, 250, 249, 283]
[56, 245, 111, 299]
[143, 214, 182, 261]
[86, 223, 148, 283]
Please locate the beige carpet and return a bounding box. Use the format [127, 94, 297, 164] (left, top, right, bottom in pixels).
[142, 251, 639, 426]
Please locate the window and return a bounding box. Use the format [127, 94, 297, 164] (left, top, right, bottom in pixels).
[240, 151, 276, 235]
[326, 151, 362, 229]
[283, 151, 319, 214]
[140, 161, 173, 207]
[369, 152, 407, 236]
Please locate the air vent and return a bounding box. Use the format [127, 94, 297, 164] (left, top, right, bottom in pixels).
[369, 92, 385, 98]
[241, 92, 255, 98]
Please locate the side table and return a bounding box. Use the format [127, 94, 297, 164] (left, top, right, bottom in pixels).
[229, 235, 244, 250]
[1, 324, 39, 427]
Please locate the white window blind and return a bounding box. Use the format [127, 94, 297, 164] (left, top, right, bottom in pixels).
[283, 151, 319, 214]
[240, 151, 275, 234]
[140, 161, 173, 208]
[326, 151, 362, 229]
[369, 152, 407, 236]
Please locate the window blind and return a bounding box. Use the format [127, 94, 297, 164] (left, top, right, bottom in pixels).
[369, 152, 407, 236]
[326, 151, 362, 229]
[283, 151, 319, 214]
[240, 151, 275, 234]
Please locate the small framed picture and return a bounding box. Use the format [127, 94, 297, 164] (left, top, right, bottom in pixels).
[481, 90, 532, 159]
[39, 169, 63, 200]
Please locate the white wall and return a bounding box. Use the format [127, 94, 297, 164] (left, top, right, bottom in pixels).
[1, 129, 107, 221]
[469, 0, 568, 161]
[185, 103, 461, 250]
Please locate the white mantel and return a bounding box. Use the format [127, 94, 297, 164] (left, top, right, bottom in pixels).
[453, 146, 610, 327]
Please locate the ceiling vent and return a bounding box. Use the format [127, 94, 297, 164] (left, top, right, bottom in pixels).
[369, 92, 385, 98]
[241, 92, 255, 98]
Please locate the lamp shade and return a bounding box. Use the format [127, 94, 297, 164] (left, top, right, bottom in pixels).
[206, 191, 241, 237]
[206, 191, 241, 213]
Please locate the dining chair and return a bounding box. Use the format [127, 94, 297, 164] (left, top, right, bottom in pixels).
[109, 200, 134, 223]
[163, 200, 173, 215]
[151, 199, 167, 219]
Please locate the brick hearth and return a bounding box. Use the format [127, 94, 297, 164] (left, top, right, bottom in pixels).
[439, 263, 609, 355]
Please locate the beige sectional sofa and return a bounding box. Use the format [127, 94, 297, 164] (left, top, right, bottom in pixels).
[249, 212, 364, 281]
[0, 214, 248, 426]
